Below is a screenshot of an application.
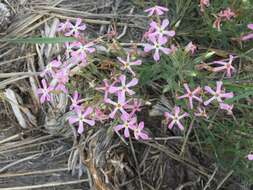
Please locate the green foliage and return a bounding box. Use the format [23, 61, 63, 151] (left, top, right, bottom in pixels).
[139, 0, 253, 184]
[0, 37, 76, 44]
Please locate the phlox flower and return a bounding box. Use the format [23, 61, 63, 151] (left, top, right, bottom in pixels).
[96, 79, 113, 100]
[200, 0, 210, 12]
[109, 75, 138, 99]
[241, 24, 253, 41]
[211, 55, 236, 77]
[164, 106, 189, 131]
[124, 98, 142, 117]
[105, 95, 129, 119]
[133, 121, 149, 140]
[53, 67, 70, 93]
[117, 53, 142, 76]
[93, 108, 109, 122]
[194, 107, 208, 118]
[68, 107, 95, 134]
[177, 83, 202, 109]
[70, 91, 83, 110]
[213, 8, 235, 31]
[185, 42, 197, 55]
[204, 81, 234, 106]
[57, 19, 70, 32]
[71, 41, 95, 65]
[37, 79, 54, 103]
[219, 103, 233, 115]
[149, 19, 175, 40]
[65, 18, 86, 37]
[40, 58, 62, 77]
[218, 8, 235, 20]
[114, 113, 136, 138]
[144, 5, 168, 17]
[144, 36, 170, 61]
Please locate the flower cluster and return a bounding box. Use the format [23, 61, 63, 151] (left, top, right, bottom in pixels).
[143, 6, 175, 61]
[37, 18, 149, 140]
[96, 59, 149, 140]
[37, 18, 97, 134]
[213, 8, 236, 31]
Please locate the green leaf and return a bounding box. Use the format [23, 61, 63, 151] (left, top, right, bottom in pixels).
[0, 37, 77, 44]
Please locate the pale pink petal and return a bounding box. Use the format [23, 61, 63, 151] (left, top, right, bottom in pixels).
[124, 128, 130, 138]
[247, 154, 253, 160]
[205, 86, 215, 95]
[153, 49, 160, 61]
[77, 122, 84, 134]
[83, 119, 95, 126]
[176, 121, 184, 130]
[204, 96, 216, 106]
[168, 120, 175, 129]
[127, 78, 138, 87]
[150, 21, 158, 29]
[164, 112, 173, 119]
[160, 47, 170, 54]
[144, 44, 155, 52]
[114, 124, 124, 131]
[161, 19, 169, 29]
[248, 24, 253, 30]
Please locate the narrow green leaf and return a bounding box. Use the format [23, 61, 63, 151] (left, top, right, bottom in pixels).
[0, 37, 77, 44]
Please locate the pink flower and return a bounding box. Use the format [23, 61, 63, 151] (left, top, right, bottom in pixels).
[247, 154, 253, 160]
[71, 41, 95, 65]
[177, 83, 202, 109]
[65, 18, 86, 37]
[144, 36, 170, 61]
[124, 98, 142, 116]
[37, 79, 54, 103]
[185, 42, 197, 54]
[149, 19, 175, 40]
[241, 24, 253, 41]
[164, 106, 189, 130]
[213, 8, 235, 31]
[53, 67, 69, 93]
[68, 107, 95, 134]
[93, 108, 109, 122]
[204, 81, 234, 106]
[200, 0, 210, 12]
[133, 122, 149, 140]
[114, 114, 136, 138]
[105, 95, 129, 119]
[218, 8, 235, 20]
[57, 19, 70, 32]
[144, 5, 168, 17]
[40, 58, 62, 77]
[194, 107, 208, 118]
[96, 79, 113, 100]
[219, 103, 233, 115]
[117, 53, 142, 76]
[109, 75, 138, 99]
[211, 55, 236, 77]
[70, 91, 82, 110]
